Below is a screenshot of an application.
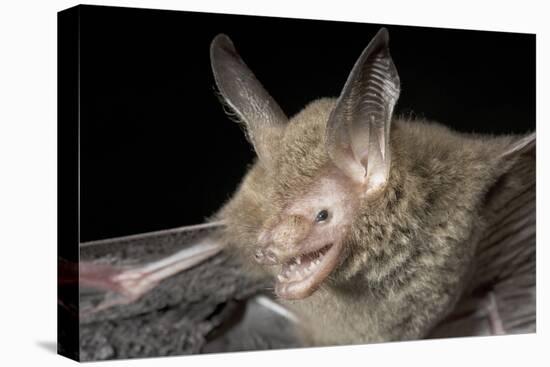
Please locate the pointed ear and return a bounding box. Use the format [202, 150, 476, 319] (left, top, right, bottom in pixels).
[210, 34, 288, 166]
[325, 28, 400, 193]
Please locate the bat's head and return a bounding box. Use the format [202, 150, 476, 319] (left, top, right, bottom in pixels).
[211, 28, 400, 300]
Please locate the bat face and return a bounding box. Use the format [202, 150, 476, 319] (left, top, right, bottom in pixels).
[211, 28, 400, 300]
[255, 149, 362, 299]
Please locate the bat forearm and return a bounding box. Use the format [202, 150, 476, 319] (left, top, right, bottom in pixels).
[78, 237, 224, 314]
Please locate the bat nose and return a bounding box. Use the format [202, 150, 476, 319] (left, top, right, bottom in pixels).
[254, 247, 279, 265]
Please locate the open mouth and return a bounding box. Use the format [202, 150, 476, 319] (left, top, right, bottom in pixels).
[274, 242, 342, 300]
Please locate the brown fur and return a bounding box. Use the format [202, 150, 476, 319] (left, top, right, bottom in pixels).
[216, 98, 533, 344]
[209, 30, 534, 345]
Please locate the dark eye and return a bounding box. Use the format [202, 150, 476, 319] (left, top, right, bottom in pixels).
[315, 209, 329, 223]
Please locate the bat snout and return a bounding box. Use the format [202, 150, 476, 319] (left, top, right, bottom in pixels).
[255, 215, 311, 265]
[254, 244, 296, 265]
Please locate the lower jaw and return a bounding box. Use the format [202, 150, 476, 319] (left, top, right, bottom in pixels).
[275, 275, 318, 300]
[274, 243, 342, 300]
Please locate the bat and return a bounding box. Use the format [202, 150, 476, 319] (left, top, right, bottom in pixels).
[73, 28, 535, 347]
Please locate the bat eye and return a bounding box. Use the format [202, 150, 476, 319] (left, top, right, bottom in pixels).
[315, 209, 329, 223]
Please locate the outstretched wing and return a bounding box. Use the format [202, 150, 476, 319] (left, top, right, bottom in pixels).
[73, 222, 302, 360]
[77, 221, 226, 313]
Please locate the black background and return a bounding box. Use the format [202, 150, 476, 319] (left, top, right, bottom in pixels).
[79, 5, 535, 242]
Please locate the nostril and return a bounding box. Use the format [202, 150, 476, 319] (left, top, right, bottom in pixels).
[254, 248, 265, 261]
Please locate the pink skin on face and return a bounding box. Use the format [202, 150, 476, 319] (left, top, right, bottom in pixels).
[255, 167, 362, 300]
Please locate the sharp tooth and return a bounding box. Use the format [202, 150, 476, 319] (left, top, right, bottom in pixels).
[296, 257, 301, 265]
[314, 259, 321, 265]
[277, 275, 285, 282]
[290, 264, 296, 271]
[309, 263, 315, 271]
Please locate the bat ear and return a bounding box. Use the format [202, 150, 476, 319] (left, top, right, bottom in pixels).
[325, 28, 400, 193]
[210, 34, 288, 166]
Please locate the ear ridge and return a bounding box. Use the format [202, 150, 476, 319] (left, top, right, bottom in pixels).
[326, 28, 400, 191]
[210, 34, 288, 165]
